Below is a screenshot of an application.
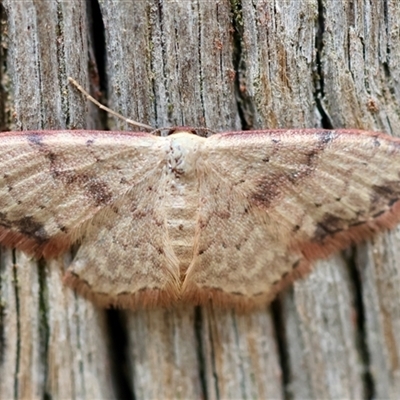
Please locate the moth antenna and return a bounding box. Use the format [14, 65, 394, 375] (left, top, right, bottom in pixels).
[68, 77, 154, 131]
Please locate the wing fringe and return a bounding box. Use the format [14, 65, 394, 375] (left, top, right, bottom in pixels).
[0, 227, 72, 258]
[63, 270, 181, 309]
[296, 200, 400, 261]
[181, 260, 312, 312]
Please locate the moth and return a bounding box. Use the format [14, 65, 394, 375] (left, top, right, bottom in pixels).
[1, 125, 400, 309]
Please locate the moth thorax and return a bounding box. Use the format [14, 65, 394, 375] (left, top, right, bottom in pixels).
[168, 132, 204, 178]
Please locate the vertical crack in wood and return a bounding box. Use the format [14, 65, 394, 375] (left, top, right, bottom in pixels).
[231, 312, 247, 397]
[271, 299, 290, 400]
[0, 4, 6, 364]
[12, 251, 21, 400]
[229, 0, 253, 130]
[207, 308, 220, 399]
[88, 0, 106, 90]
[194, 306, 207, 399]
[0, 251, 5, 366]
[156, 1, 172, 123]
[0, 2, 8, 132]
[87, 0, 108, 130]
[350, 251, 375, 398]
[37, 259, 50, 399]
[313, 0, 333, 129]
[106, 310, 134, 399]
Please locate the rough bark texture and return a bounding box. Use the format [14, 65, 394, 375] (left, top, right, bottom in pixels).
[0, 1, 400, 399]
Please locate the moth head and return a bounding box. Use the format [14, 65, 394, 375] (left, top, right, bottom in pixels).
[167, 126, 197, 136]
[167, 129, 206, 178]
[166, 126, 214, 138]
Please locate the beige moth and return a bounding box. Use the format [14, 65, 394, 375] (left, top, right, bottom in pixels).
[0, 126, 400, 309]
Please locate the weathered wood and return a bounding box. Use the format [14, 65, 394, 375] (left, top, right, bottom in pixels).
[1, 1, 400, 399]
[357, 233, 400, 399]
[0, 2, 116, 399]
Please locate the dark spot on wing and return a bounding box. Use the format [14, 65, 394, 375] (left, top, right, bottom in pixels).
[199, 218, 208, 229]
[0, 212, 11, 228]
[58, 224, 68, 233]
[130, 207, 148, 219]
[217, 210, 231, 219]
[111, 206, 119, 214]
[70, 272, 92, 288]
[311, 181, 400, 243]
[16, 216, 49, 242]
[304, 131, 336, 166]
[87, 180, 113, 206]
[372, 184, 396, 198]
[251, 133, 336, 208]
[313, 213, 345, 241]
[373, 137, 381, 147]
[317, 130, 336, 145]
[372, 184, 400, 203]
[349, 220, 366, 227]
[292, 260, 300, 269]
[46, 151, 57, 163]
[251, 178, 282, 208]
[52, 169, 113, 206]
[157, 247, 164, 255]
[58, 171, 80, 185]
[370, 182, 400, 213]
[27, 133, 44, 147]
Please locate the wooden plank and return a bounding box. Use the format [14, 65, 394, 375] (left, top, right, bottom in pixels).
[98, 2, 282, 398]
[320, 1, 400, 398]
[0, 1, 116, 399]
[283, 257, 363, 399]
[1, 0, 400, 398]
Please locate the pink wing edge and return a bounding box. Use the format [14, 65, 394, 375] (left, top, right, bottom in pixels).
[1, 128, 400, 310]
[183, 128, 400, 310]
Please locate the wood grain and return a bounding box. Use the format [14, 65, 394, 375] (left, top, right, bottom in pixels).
[1, 0, 400, 399]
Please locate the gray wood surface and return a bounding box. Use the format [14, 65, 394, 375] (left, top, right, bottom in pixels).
[1, 1, 400, 399]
